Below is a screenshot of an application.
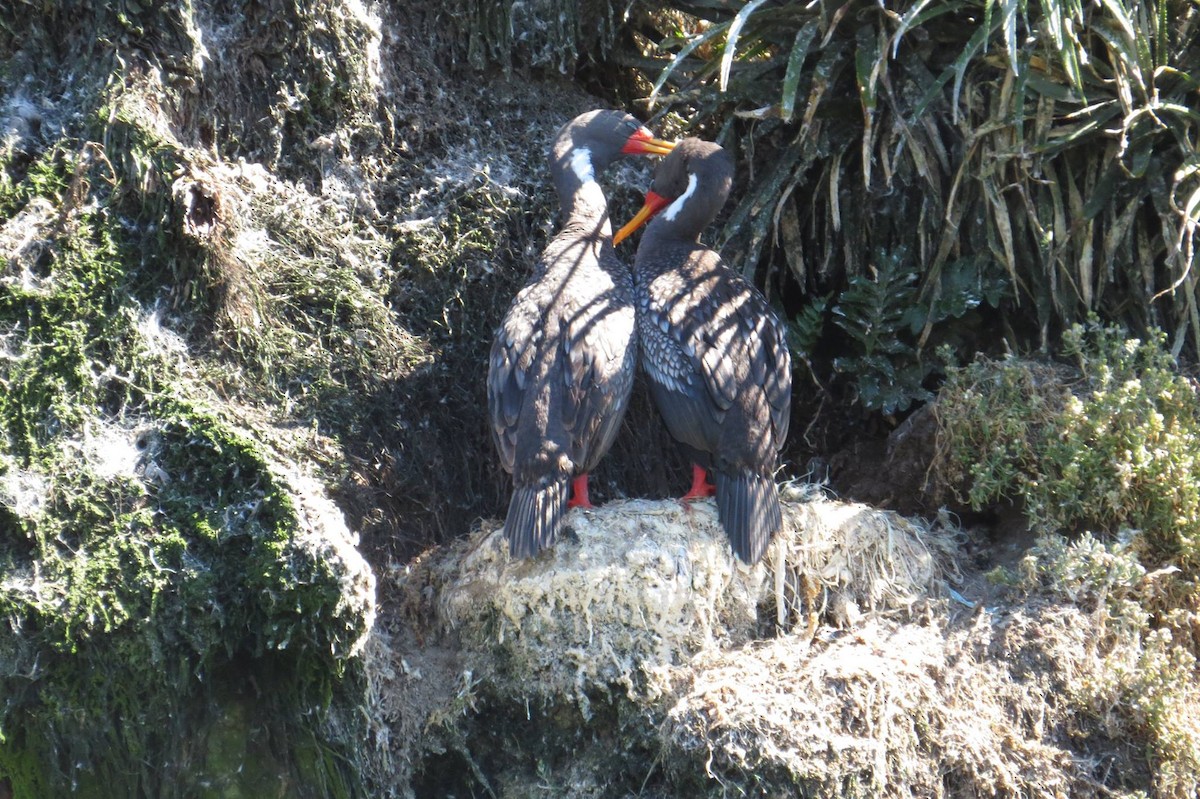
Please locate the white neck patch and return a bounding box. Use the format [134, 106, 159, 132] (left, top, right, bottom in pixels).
[570, 147, 596, 185]
[662, 173, 698, 222]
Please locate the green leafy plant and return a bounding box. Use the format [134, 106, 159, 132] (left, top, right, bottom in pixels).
[936, 318, 1200, 568]
[787, 292, 829, 380]
[627, 0, 1200, 400]
[832, 248, 928, 414]
[1011, 533, 1200, 796]
[830, 247, 1007, 413]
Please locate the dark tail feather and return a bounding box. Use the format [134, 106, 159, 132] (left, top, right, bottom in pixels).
[505, 479, 570, 558]
[714, 471, 782, 565]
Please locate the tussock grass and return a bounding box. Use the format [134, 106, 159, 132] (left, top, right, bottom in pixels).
[623, 0, 1200, 412]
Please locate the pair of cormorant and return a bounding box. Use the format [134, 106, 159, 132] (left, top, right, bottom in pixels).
[487, 110, 792, 565]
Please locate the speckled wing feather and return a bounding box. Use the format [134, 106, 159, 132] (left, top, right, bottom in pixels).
[761, 305, 791, 450]
[559, 254, 636, 474]
[488, 237, 636, 558]
[488, 266, 575, 559]
[638, 245, 791, 564]
[639, 247, 790, 461]
[487, 282, 545, 475]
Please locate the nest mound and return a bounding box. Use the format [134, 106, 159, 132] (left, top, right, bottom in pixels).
[663, 604, 1102, 797]
[439, 492, 950, 707]
[369, 493, 1192, 797]
[369, 492, 970, 794]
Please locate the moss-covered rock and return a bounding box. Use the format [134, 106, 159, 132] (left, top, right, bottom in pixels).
[2, 0, 653, 792]
[0, 1, 385, 794]
[0, 162, 376, 788]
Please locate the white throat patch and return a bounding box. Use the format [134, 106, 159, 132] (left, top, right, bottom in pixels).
[570, 147, 596, 184]
[662, 173, 698, 222]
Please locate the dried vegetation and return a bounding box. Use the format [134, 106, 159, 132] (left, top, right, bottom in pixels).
[369, 488, 1196, 798]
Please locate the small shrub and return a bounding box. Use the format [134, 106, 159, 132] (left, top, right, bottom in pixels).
[1014, 533, 1200, 798]
[937, 319, 1200, 569]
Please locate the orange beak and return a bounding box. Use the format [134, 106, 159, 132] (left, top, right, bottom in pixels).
[613, 191, 670, 247]
[621, 128, 676, 157]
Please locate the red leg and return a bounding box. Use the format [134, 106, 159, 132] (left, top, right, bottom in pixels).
[567, 473, 595, 509]
[681, 464, 716, 501]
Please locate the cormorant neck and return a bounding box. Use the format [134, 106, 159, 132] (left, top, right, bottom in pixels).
[551, 145, 611, 233]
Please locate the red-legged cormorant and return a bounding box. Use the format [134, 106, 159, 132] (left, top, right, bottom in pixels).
[488, 110, 675, 558]
[614, 138, 792, 564]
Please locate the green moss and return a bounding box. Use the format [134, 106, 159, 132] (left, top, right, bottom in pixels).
[88, 86, 423, 445]
[0, 405, 365, 795]
[0, 145, 139, 461]
[0, 733, 52, 798]
[0, 134, 368, 795]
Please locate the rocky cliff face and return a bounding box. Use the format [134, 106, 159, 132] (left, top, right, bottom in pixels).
[0, 0, 649, 794]
[1, 2, 1195, 798]
[1, 1, 413, 794]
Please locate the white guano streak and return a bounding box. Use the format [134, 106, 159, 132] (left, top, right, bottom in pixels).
[570, 147, 596, 185]
[662, 173, 698, 222]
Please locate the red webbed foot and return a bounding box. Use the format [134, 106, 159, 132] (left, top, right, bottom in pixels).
[681, 464, 716, 501]
[567, 473, 595, 509]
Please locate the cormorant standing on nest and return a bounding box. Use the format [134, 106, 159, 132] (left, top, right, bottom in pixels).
[614, 138, 792, 565]
[488, 110, 675, 558]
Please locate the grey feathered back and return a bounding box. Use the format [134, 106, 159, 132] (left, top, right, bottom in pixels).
[632, 139, 792, 564]
[487, 111, 644, 557]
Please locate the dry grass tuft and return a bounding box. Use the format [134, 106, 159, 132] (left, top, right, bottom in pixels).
[437, 494, 951, 712]
[364, 493, 963, 795]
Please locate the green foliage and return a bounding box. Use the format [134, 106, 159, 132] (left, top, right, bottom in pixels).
[832, 248, 928, 414]
[1046, 323, 1200, 560]
[628, 0, 1200, 404]
[1009, 533, 1200, 796]
[937, 318, 1200, 568]
[1016, 532, 1148, 630]
[787, 292, 828, 377]
[1087, 628, 1200, 798]
[830, 248, 1007, 413]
